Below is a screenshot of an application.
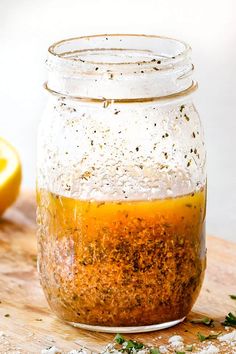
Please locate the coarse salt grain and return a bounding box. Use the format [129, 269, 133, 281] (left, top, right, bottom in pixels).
[67, 350, 88, 354]
[197, 344, 219, 354]
[168, 335, 183, 343]
[159, 345, 168, 353]
[41, 346, 61, 354]
[102, 344, 122, 354]
[218, 330, 236, 343]
[168, 335, 183, 348]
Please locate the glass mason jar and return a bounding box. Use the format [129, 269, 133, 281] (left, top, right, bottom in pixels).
[37, 34, 206, 333]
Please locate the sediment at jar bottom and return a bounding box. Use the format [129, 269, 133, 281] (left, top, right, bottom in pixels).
[37, 187, 206, 327]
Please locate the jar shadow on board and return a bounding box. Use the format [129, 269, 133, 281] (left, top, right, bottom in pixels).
[36, 34, 206, 333]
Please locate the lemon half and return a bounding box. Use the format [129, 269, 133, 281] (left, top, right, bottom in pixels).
[0, 137, 22, 216]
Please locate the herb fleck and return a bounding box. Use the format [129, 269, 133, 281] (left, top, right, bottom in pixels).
[180, 105, 185, 113]
[197, 332, 221, 342]
[114, 333, 125, 344]
[184, 114, 190, 121]
[125, 339, 144, 350]
[103, 100, 110, 108]
[230, 294, 236, 300]
[190, 317, 214, 327]
[113, 334, 159, 353]
[222, 312, 236, 326]
[150, 349, 160, 354]
[81, 171, 92, 180]
[164, 152, 168, 159]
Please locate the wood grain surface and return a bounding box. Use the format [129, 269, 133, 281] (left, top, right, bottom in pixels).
[0, 192, 236, 353]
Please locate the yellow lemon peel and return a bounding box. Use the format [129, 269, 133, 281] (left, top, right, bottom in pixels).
[0, 137, 22, 215]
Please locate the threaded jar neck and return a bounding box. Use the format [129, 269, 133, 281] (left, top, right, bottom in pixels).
[46, 34, 196, 101]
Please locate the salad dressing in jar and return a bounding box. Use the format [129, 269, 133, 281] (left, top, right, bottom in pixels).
[37, 34, 206, 333]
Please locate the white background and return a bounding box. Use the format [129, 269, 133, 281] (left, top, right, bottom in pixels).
[0, 0, 235, 241]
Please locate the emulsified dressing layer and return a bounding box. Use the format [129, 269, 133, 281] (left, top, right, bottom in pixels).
[37, 187, 206, 327]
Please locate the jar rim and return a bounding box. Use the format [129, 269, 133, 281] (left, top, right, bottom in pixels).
[48, 33, 191, 68]
[46, 34, 195, 101]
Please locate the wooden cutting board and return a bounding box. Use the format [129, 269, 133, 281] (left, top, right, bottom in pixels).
[0, 192, 236, 353]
